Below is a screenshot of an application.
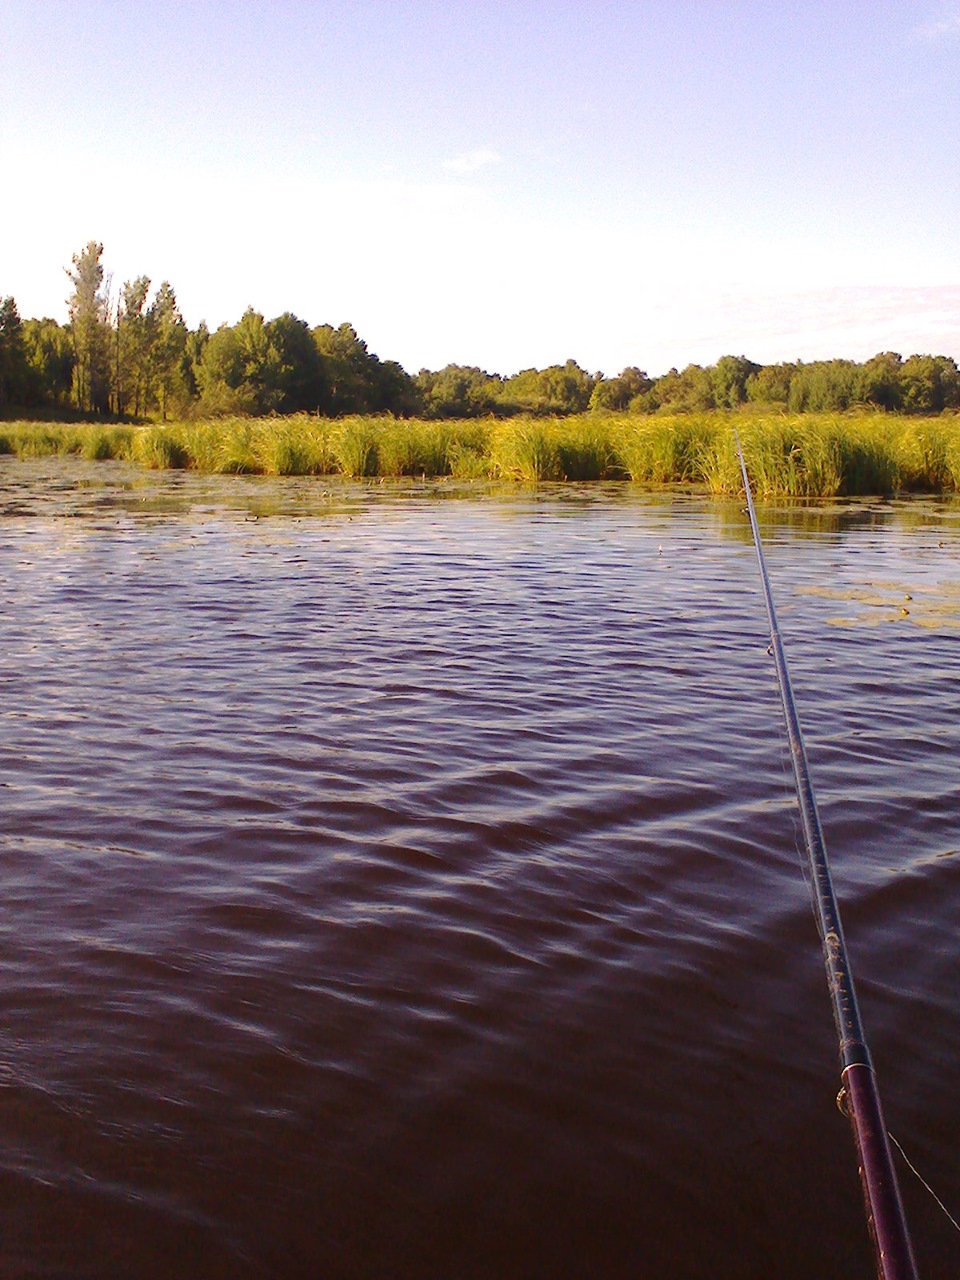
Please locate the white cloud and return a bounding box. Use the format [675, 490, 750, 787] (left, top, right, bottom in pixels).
[443, 147, 501, 174]
[910, 13, 960, 40]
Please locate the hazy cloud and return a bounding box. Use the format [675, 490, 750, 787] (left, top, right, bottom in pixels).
[910, 13, 960, 40]
[443, 148, 501, 174]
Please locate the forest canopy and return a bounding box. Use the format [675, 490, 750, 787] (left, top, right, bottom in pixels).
[2, 241, 959, 420]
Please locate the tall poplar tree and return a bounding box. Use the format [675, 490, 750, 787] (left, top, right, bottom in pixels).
[147, 282, 187, 418]
[119, 276, 151, 416]
[66, 241, 111, 413]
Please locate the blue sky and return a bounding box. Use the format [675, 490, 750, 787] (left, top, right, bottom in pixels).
[1, 1, 959, 375]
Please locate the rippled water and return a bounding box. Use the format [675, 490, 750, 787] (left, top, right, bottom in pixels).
[0, 459, 958, 1279]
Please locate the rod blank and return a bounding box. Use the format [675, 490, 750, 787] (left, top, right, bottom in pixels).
[736, 438, 918, 1280]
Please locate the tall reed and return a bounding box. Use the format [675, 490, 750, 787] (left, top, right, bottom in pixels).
[2, 411, 958, 494]
[615, 413, 718, 484]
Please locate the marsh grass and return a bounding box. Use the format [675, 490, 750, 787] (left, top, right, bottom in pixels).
[698, 413, 954, 497]
[489, 419, 560, 481]
[81, 425, 134, 461]
[487, 417, 627, 481]
[555, 418, 626, 480]
[889, 418, 957, 492]
[2, 411, 959, 495]
[373, 419, 453, 477]
[133, 426, 190, 470]
[214, 420, 263, 474]
[332, 416, 381, 478]
[447, 422, 493, 479]
[703, 418, 844, 498]
[11, 424, 83, 459]
[614, 414, 718, 484]
[264, 419, 337, 476]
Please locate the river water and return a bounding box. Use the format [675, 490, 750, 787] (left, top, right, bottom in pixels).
[0, 458, 957, 1279]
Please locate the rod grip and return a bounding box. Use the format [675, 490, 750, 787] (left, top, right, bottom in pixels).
[842, 1063, 918, 1280]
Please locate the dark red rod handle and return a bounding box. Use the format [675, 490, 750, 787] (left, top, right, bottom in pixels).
[843, 1063, 919, 1280]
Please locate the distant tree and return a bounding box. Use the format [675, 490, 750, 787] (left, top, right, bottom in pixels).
[416, 365, 503, 417]
[935, 356, 960, 409]
[859, 351, 903, 410]
[148, 282, 187, 418]
[193, 314, 417, 418]
[312, 322, 382, 413]
[66, 240, 112, 413]
[589, 366, 653, 411]
[0, 296, 28, 411]
[235, 307, 282, 410]
[21, 317, 75, 408]
[370, 358, 421, 416]
[899, 354, 960, 413]
[265, 312, 327, 412]
[788, 360, 861, 412]
[311, 322, 361, 411]
[182, 321, 209, 401]
[648, 364, 715, 412]
[503, 359, 595, 414]
[195, 321, 255, 414]
[745, 363, 795, 406]
[541, 360, 595, 412]
[201, 323, 242, 390]
[711, 355, 761, 409]
[119, 275, 152, 416]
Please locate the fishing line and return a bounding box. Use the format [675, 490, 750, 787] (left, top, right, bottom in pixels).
[736, 433, 919, 1280]
[887, 1129, 960, 1237]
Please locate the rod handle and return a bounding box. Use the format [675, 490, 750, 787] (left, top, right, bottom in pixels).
[842, 1063, 919, 1280]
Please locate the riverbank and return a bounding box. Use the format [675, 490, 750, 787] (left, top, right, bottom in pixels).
[2, 409, 960, 496]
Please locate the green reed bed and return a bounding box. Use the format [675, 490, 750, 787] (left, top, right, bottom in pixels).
[3, 411, 960, 495]
[611, 413, 720, 485]
[706, 412, 960, 497]
[131, 417, 340, 475]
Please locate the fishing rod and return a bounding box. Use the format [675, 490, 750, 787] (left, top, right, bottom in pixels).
[736, 437, 918, 1280]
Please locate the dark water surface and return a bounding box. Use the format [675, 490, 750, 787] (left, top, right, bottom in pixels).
[1, 459, 958, 1279]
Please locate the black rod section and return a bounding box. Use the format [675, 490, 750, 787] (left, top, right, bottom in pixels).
[736, 437, 918, 1280]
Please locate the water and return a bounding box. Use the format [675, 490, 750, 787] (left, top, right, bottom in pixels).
[0, 459, 958, 1279]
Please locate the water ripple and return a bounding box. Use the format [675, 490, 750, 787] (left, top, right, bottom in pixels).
[0, 466, 958, 1278]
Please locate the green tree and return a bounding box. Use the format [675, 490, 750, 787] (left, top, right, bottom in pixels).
[415, 365, 502, 417]
[21, 318, 75, 408]
[589, 367, 652, 411]
[182, 321, 209, 401]
[195, 308, 285, 414]
[788, 360, 861, 411]
[711, 355, 761, 409]
[503, 360, 595, 414]
[233, 307, 278, 410]
[859, 351, 903, 410]
[147, 282, 187, 418]
[196, 322, 255, 414]
[265, 312, 326, 412]
[649, 364, 715, 412]
[0, 296, 28, 411]
[118, 275, 151, 416]
[312, 322, 380, 413]
[370, 358, 421, 416]
[745, 363, 795, 406]
[66, 240, 112, 413]
[899, 354, 960, 412]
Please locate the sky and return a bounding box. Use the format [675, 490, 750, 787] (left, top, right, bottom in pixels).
[1, 0, 959, 377]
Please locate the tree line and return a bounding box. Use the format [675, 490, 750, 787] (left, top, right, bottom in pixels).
[2, 241, 959, 420]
